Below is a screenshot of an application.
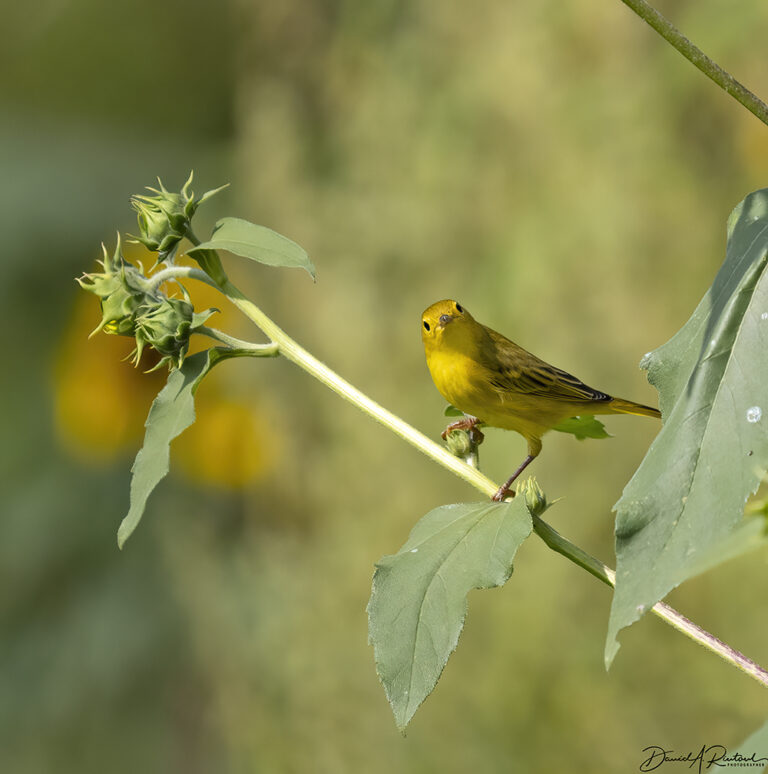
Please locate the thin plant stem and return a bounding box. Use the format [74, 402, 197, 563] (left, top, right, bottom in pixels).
[620, 0, 768, 127]
[198, 325, 279, 355]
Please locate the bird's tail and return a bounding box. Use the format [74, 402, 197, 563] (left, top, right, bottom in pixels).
[606, 397, 661, 419]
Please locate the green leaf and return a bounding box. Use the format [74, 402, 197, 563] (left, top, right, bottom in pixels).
[732, 718, 768, 772]
[551, 415, 611, 440]
[368, 500, 533, 731]
[606, 188, 768, 666]
[117, 348, 239, 548]
[444, 407, 609, 440]
[682, 514, 768, 579]
[188, 216, 315, 279]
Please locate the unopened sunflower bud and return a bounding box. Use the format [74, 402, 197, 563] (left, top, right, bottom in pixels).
[133, 297, 217, 370]
[77, 237, 149, 337]
[130, 172, 227, 260]
[519, 477, 548, 516]
[445, 429, 473, 458]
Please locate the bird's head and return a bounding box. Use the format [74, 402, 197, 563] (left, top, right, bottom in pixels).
[421, 299, 478, 353]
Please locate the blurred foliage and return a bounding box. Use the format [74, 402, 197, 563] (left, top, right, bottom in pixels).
[3, 0, 768, 772]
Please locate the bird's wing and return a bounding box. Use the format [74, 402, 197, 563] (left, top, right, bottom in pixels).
[483, 327, 612, 404]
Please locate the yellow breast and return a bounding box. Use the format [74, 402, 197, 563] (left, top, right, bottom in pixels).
[425, 348, 493, 416]
[425, 343, 566, 443]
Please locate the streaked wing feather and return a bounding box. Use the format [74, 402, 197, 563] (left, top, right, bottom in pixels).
[484, 327, 611, 403]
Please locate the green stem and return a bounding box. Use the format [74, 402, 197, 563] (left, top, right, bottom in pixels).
[620, 0, 768, 127]
[532, 516, 768, 686]
[146, 266, 220, 293]
[532, 515, 615, 587]
[198, 325, 279, 356]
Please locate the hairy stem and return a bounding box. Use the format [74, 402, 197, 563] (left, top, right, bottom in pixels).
[620, 0, 768, 127]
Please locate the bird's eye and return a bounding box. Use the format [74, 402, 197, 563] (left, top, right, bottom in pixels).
[455, 303, 463, 313]
[423, 321, 431, 331]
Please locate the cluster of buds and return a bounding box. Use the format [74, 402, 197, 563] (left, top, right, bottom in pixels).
[77, 236, 216, 371]
[130, 172, 227, 263]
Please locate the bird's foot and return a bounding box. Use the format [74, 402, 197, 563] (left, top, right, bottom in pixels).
[492, 485, 515, 502]
[441, 416, 485, 443]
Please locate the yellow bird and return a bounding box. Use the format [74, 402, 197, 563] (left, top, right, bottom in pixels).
[421, 299, 660, 501]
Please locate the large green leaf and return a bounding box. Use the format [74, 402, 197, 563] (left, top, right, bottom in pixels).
[368, 500, 533, 731]
[189, 217, 315, 279]
[117, 348, 238, 548]
[607, 188, 768, 666]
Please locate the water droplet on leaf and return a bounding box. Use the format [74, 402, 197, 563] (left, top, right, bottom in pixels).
[747, 406, 762, 423]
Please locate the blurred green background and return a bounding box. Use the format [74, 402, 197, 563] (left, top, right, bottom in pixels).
[3, 1, 768, 771]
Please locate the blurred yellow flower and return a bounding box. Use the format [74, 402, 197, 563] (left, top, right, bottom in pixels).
[174, 391, 277, 488]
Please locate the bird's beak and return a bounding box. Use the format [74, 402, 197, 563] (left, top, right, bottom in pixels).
[438, 314, 455, 328]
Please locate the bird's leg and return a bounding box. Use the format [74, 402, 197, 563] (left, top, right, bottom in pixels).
[493, 439, 541, 501]
[441, 415, 485, 444]
[492, 456, 535, 501]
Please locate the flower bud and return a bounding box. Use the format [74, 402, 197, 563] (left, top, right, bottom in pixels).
[133, 297, 217, 370]
[77, 237, 149, 337]
[445, 429, 473, 458]
[130, 172, 228, 260]
[518, 477, 548, 516]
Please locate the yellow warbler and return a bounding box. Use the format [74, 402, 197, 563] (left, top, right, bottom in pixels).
[421, 299, 660, 501]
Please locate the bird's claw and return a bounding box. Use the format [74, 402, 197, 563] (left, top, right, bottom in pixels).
[441, 416, 485, 442]
[492, 486, 515, 502]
